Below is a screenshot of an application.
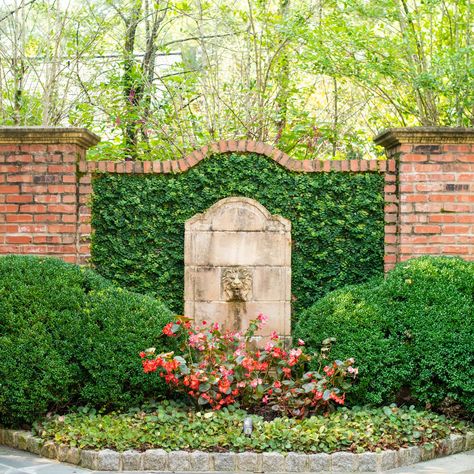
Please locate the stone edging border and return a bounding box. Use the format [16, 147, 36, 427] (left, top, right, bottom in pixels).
[1, 428, 473, 472]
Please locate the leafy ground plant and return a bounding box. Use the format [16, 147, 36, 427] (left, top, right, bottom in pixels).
[140, 315, 356, 418]
[34, 402, 470, 453]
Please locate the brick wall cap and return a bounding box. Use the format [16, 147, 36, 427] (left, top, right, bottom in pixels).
[374, 127, 474, 150]
[0, 127, 100, 149]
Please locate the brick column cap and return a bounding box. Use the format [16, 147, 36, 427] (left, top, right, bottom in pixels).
[0, 127, 100, 149]
[374, 127, 474, 150]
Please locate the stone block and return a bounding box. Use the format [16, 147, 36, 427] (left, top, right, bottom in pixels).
[26, 436, 42, 455]
[0, 429, 4, 445]
[308, 453, 330, 471]
[237, 452, 259, 472]
[143, 448, 168, 471]
[11, 431, 21, 448]
[80, 449, 98, 470]
[192, 301, 290, 337]
[331, 451, 358, 471]
[253, 267, 292, 302]
[435, 438, 450, 457]
[122, 449, 142, 470]
[16, 431, 32, 451]
[96, 449, 121, 471]
[57, 444, 69, 462]
[262, 452, 285, 472]
[65, 447, 81, 465]
[465, 432, 474, 450]
[185, 266, 221, 302]
[397, 446, 421, 466]
[213, 452, 236, 471]
[379, 450, 398, 470]
[40, 440, 57, 459]
[449, 434, 464, 453]
[190, 451, 211, 471]
[420, 443, 436, 462]
[285, 452, 307, 472]
[357, 452, 379, 471]
[187, 231, 291, 267]
[169, 450, 192, 471]
[3, 430, 15, 447]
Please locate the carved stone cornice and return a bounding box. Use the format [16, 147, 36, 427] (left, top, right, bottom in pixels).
[374, 127, 474, 150]
[0, 127, 100, 149]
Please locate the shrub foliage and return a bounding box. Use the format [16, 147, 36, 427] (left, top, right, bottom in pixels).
[91, 153, 384, 314]
[0, 255, 174, 427]
[294, 257, 474, 414]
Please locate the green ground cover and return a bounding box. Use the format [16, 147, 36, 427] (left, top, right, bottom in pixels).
[35, 402, 470, 453]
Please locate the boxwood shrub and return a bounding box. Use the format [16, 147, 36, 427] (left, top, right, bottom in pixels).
[0, 255, 175, 427]
[294, 256, 474, 415]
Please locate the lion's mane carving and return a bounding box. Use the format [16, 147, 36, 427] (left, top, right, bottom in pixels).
[222, 267, 252, 301]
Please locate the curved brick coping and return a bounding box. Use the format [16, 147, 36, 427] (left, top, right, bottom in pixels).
[1, 428, 472, 472]
[78, 140, 395, 175]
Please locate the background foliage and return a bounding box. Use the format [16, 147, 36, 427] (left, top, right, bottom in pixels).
[0, 255, 175, 427]
[91, 153, 384, 314]
[1, 0, 471, 160]
[295, 256, 474, 415]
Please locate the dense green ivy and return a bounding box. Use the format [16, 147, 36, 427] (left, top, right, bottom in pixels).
[91, 153, 384, 315]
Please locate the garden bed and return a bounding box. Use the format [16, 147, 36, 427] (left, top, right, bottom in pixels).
[1, 403, 472, 472]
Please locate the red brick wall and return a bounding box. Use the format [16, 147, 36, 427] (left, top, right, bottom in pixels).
[0, 128, 98, 263]
[375, 129, 474, 270]
[0, 143, 84, 262]
[388, 143, 473, 267]
[1, 128, 473, 270]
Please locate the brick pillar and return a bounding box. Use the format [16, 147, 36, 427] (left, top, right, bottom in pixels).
[375, 127, 474, 269]
[0, 127, 99, 263]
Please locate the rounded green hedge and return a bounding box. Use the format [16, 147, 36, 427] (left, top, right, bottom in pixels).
[294, 256, 474, 414]
[0, 255, 174, 427]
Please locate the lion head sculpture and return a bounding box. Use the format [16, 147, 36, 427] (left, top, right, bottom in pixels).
[222, 267, 252, 301]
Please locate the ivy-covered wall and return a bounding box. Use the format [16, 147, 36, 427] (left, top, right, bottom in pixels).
[91, 153, 384, 316]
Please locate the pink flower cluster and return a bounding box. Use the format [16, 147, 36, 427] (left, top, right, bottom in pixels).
[140, 314, 357, 418]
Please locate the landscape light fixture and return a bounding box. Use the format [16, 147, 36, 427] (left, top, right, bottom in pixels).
[243, 416, 253, 436]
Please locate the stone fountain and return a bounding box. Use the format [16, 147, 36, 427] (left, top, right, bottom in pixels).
[184, 197, 291, 341]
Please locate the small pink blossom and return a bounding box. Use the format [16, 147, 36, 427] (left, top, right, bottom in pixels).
[250, 378, 262, 388]
[265, 341, 275, 351]
[270, 331, 279, 340]
[348, 366, 358, 375]
[298, 339, 305, 346]
[289, 348, 302, 358]
[257, 313, 268, 323]
[189, 333, 204, 346]
[219, 366, 234, 377]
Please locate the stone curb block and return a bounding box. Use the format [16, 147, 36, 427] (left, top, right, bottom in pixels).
[212, 452, 236, 471]
[122, 450, 142, 471]
[0, 427, 472, 472]
[80, 449, 98, 470]
[97, 449, 121, 471]
[143, 448, 167, 471]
